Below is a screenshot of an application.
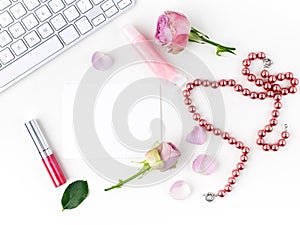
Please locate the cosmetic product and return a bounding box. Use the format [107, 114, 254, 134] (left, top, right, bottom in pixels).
[25, 119, 66, 187]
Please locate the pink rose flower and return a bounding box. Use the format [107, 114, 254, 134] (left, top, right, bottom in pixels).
[155, 10, 236, 56]
[155, 11, 191, 54]
[105, 142, 181, 191]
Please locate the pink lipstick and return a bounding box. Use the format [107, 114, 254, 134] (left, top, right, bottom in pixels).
[25, 119, 66, 187]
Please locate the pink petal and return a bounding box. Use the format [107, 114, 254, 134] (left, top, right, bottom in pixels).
[91, 51, 113, 70]
[186, 126, 206, 145]
[169, 180, 191, 200]
[192, 154, 217, 175]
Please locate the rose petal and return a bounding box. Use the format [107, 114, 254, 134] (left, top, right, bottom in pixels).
[169, 180, 191, 200]
[91, 51, 113, 70]
[192, 154, 217, 175]
[186, 126, 206, 145]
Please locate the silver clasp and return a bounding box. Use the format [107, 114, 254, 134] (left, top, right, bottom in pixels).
[263, 58, 273, 68]
[203, 192, 217, 202]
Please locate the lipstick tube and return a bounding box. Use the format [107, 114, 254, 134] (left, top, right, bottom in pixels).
[25, 119, 66, 187]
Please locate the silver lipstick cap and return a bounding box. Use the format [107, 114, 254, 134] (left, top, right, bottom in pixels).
[25, 119, 51, 155]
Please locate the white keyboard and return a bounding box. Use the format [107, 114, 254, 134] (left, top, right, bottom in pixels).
[0, 0, 135, 92]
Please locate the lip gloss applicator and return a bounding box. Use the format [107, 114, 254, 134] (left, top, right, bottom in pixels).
[25, 119, 66, 187]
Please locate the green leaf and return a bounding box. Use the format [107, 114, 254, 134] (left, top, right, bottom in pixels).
[61, 180, 89, 211]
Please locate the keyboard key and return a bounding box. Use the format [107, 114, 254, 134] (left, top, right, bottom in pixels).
[24, 31, 41, 47]
[101, 0, 114, 11]
[11, 39, 28, 56]
[118, 0, 132, 10]
[0, 31, 12, 47]
[104, 5, 118, 18]
[23, 0, 40, 11]
[0, 48, 14, 65]
[50, 14, 66, 30]
[0, 11, 13, 28]
[37, 22, 54, 38]
[91, 14, 105, 26]
[76, 0, 92, 14]
[92, 0, 104, 4]
[21, 13, 38, 30]
[48, 0, 65, 13]
[64, 0, 76, 4]
[10, 3, 27, 19]
[58, 25, 79, 45]
[75, 16, 92, 34]
[0, 0, 11, 10]
[35, 5, 52, 21]
[0, 36, 63, 88]
[8, 22, 25, 38]
[63, 6, 79, 22]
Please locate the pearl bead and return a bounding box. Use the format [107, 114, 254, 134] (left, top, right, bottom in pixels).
[258, 129, 266, 137]
[199, 119, 207, 127]
[258, 92, 267, 100]
[193, 113, 201, 121]
[184, 98, 192, 105]
[256, 138, 265, 146]
[267, 91, 274, 98]
[232, 169, 240, 177]
[272, 110, 280, 118]
[269, 118, 278, 126]
[242, 146, 250, 154]
[242, 68, 250, 75]
[203, 80, 210, 87]
[228, 137, 237, 145]
[247, 74, 256, 82]
[262, 144, 271, 151]
[263, 82, 272, 91]
[268, 75, 277, 83]
[213, 128, 222, 136]
[242, 88, 250, 96]
[222, 132, 230, 140]
[188, 105, 196, 113]
[250, 92, 258, 99]
[236, 141, 244, 149]
[224, 184, 232, 192]
[274, 102, 282, 109]
[219, 79, 227, 86]
[186, 82, 194, 90]
[228, 177, 236, 185]
[274, 94, 282, 101]
[272, 84, 281, 93]
[289, 86, 297, 94]
[265, 125, 273, 132]
[290, 78, 299, 86]
[236, 162, 245, 170]
[271, 144, 279, 152]
[248, 52, 257, 60]
[234, 84, 243, 92]
[281, 88, 289, 95]
[281, 131, 290, 139]
[240, 155, 248, 162]
[257, 52, 266, 59]
[278, 139, 286, 147]
[261, 70, 270, 78]
[217, 190, 226, 197]
[242, 59, 251, 67]
[227, 79, 236, 86]
[194, 79, 201, 86]
[211, 81, 219, 89]
[183, 90, 190, 97]
[277, 73, 285, 81]
[255, 78, 264, 87]
[205, 123, 214, 132]
[285, 72, 294, 80]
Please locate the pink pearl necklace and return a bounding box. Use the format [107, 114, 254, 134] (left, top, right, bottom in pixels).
[182, 52, 299, 201]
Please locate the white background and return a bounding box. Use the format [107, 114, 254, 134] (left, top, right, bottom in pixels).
[1, 0, 300, 224]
